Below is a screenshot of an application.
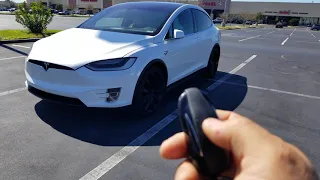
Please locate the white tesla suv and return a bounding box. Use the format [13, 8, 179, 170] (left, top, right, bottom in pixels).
[25, 2, 221, 116]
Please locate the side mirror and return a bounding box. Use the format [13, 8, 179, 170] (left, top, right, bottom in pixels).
[174, 29, 185, 39]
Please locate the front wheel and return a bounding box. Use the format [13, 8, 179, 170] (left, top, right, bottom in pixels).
[204, 47, 220, 78]
[132, 66, 166, 117]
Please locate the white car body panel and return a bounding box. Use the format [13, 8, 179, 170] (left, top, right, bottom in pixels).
[28, 28, 154, 69]
[25, 3, 221, 108]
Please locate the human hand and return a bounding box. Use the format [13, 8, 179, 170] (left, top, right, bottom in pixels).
[160, 110, 318, 180]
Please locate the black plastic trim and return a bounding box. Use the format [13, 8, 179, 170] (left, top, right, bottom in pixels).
[28, 60, 74, 71]
[28, 85, 86, 106]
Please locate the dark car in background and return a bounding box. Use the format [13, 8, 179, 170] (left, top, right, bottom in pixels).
[212, 17, 223, 24]
[245, 20, 253, 25]
[275, 22, 283, 28]
[311, 24, 320, 31]
[281, 21, 288, 27]
[51, 9, 59, 14]
[58, 10, 70, 15]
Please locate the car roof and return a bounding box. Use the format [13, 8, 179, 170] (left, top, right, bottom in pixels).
[114, 1, 184, 9]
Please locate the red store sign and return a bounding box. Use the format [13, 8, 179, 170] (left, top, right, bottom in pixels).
[279, 10, 290, 14]
[202, 2, 216, 6]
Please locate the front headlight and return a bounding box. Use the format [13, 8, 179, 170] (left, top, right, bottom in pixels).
[85, 57, 137, 71]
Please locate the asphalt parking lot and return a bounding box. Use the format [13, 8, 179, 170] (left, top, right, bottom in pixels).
[1, 26, 320, 180]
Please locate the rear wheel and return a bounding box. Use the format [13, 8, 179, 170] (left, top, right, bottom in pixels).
[132, 66, 166, 117]
[204, 46, 220, 78]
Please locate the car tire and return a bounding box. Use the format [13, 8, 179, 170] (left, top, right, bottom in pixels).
[132, 66, 166, 117]
[204, 46, 220, 78]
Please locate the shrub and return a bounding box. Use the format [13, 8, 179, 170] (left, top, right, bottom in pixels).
[289, 18, 299, 26]
[15, 2, 53, 34]
[56, 4, 63, 11]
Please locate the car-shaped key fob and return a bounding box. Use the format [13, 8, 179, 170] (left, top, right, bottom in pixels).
[178, 87, 230, 178]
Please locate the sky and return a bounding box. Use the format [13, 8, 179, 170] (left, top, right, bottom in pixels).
[4, 0, 320, 4]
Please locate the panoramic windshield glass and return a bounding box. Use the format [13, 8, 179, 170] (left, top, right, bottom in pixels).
[78, 3, 179, 35]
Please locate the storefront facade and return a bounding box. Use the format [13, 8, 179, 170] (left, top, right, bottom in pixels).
[229, 1, 320, 25]
[26, 0, 320, 25]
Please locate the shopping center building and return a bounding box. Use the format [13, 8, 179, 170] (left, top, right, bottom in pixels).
[26, 0, 320, 25]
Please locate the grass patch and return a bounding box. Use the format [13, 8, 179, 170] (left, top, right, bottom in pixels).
[0, 12, 15, 15]
[216, 25, 247, 30]
[0, 29, 61, 40]
[55, 14, 91, 18]
[216, 24, 265, 30]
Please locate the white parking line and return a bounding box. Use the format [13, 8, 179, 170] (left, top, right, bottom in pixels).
[216, 80, 320, 100]
[78, 54, 258, 180]
[306, 29, 317, 38]
[238, 35, 260, 42]
[0, 87, 27, 97]
[281, 37, 289, 45]
[266, 31, 275, 34]
[296, 40, 320, 44]
[12, 44, 31, 49]
[0, 56, 26, 61]
[281, 55, 287, 60]
[290, 28, 296, 36]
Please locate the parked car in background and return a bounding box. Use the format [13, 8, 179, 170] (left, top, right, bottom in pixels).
[275, 22, 283, 28]
[9, 8, 16, 12]
[311, 24, 320, 31]
[281, 21, 288, 27]
[58, 10, 70, 15]
[51, 9, 59, 14]
[245, 20, 253, 25]
[234, 19, 243, 24]
[75, 10, 86, 15]
[212, 17, 223, 24]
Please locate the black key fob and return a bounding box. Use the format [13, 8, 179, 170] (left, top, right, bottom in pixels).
[178, 87, 230, 178]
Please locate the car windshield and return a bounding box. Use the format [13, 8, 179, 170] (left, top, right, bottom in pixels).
[77, 3, 178, 35]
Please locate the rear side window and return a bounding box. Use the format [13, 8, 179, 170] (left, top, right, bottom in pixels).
[192, 9, 212, 32]
[173, 9, 194, 35]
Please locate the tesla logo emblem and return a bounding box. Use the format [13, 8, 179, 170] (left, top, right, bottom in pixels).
[43, 62, 50, 71]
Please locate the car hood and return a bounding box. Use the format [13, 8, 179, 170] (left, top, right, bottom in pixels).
[28, 28, 154, 69]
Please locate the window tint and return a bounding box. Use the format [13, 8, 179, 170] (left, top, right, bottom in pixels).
[173, 9, 194, 35]
[78, 3, 179, 35]
[192, 9, 212, 32]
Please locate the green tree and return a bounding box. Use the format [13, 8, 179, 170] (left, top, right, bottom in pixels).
[255, 12, 263, 21]
[238, 12, 255, 26]
[15, 2, 53, 34]
[87, 4, 93, 16]
[289, 18, 299, 26]
[220, 13, 229, 27]
[56, 4, 63, 11]
[5, 0, 17, 8]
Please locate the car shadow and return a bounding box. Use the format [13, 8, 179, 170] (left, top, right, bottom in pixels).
[0, 44, 29, 56]
[35, 71, 248, 146]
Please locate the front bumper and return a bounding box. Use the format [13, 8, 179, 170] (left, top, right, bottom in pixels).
[25, 61, 139, 108]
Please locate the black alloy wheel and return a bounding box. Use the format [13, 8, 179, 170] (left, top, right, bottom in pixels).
[205, 47, 220, 78]
[132, 66, 166, 117]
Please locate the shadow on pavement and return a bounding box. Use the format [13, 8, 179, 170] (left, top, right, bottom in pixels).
[35, 71, 248, 146]
[0, 44, 29, 56]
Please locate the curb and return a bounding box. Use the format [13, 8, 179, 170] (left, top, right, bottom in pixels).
[0, 38, 40, 44]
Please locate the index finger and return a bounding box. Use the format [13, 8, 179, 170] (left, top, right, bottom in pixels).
[216, 109, 232, 120]
[160, 132, 188, 159]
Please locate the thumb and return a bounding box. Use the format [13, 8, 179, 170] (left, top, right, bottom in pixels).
[201, 113, 270, 152]
[202, 118, 233, 151]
